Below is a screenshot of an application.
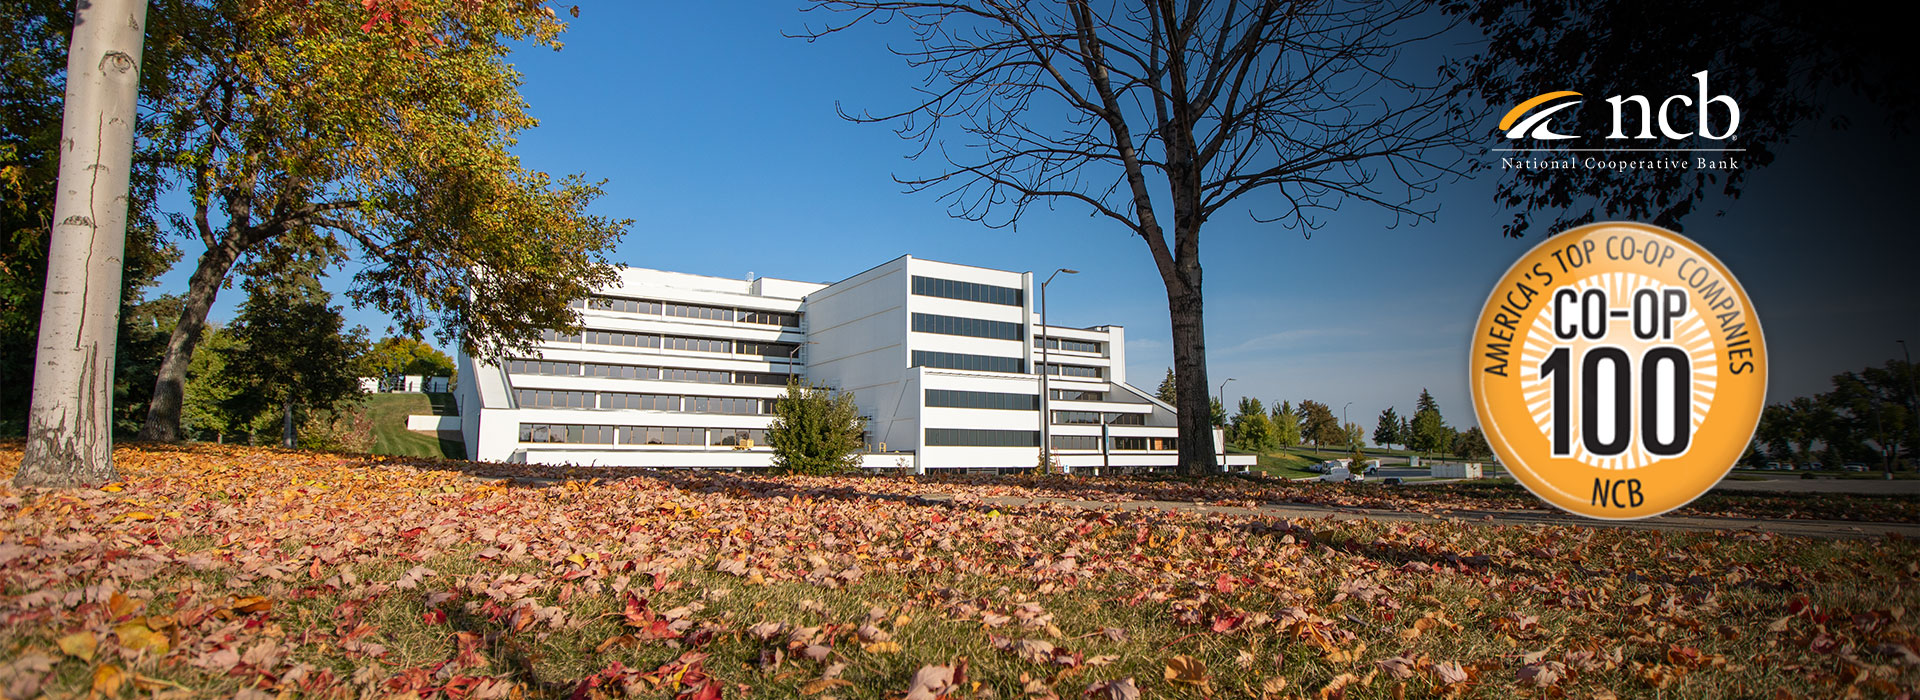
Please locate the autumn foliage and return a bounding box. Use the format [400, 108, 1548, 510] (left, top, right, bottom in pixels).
[2, 443, 1918, 698]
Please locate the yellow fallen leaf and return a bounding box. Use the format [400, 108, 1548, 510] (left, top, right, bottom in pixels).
[107, 592, 140, 619]
[1164, 654, 1210, 691]
[57, 630, 96, 661]
[125, 511, 156, 521]
[801, 678, 854, 695]
[116, 622, 170, 655]
[100, 485, 123, 492]
[93, 664, 126, 697]
[864, 641, 902, 654]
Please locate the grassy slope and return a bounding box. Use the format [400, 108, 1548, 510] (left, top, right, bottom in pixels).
[363, 392, 465, 460]
[3, 444, 1916, 700]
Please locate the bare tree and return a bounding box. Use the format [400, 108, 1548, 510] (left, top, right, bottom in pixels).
[798, 0, 1476, 474]
[15, 0, 150, 488]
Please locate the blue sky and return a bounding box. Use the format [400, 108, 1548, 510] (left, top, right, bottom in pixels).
[155, 3, 1919, 436]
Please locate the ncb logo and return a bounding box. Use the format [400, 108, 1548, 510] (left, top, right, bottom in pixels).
[1499, 71, 1741, 142]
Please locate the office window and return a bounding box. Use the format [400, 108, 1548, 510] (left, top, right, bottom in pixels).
[925, 389, 1038, 411]
[1043, 363, 1103, 379]
[1049, 390, 1105, 402]
[515, 389, 598, 409]
[585, 329, 660, 349]
[1052, 411, 1103, 425]
[582, 363, 660, 380]
[911, 275, 1023, 306]
[1052, 435, 1100, 450]
[506, 359, 581, 376]
[736, 372, 793, 386]
[593, 296, 662, 315]
[1109, 413, 1146, 425]
[664, 302, 733, 321]
[1151, 437, 1177, 451]
[912, 350, 1024, 374]
[912, 313, 1023, 341]
[1036, 337, 1102, 353]
[924, 428, 1040, 447]
[660, 367, 732, 383]
[710, 428, 769, 447]
[518, 423, 615, 444]
[603, 392, 679, 411]
[617, 426, 704, 445]
[541, 330, 582, 343]
[662, 335, 731, 354]
[737, 309, 800, 327]
[737, 341, 799, 358]
[1113, 436, 1149, 450]
[686, 396, 771, 415]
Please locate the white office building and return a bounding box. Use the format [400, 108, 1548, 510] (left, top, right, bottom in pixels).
[454, 255, 1253, 472]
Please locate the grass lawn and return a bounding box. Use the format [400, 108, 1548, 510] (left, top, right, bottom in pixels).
[362, 392, 465, 460]
[2, 444, 1917, 699]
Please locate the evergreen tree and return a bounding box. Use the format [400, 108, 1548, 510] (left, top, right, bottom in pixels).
[1209, 396, 1228, 428]
[1374, 407, 1402, 449]
[1155, 368, 1177, 404]
[223, 274, 370, 448]
[767, 380, 867, 475]
[1272, 400, 1301, 448]
[1455, 426, 1493, 461]
[1409, 388, 1450, 455]
[1230, 397, 1275, 451]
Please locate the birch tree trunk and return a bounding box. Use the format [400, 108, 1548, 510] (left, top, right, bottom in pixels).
[14, 0, 151, 488]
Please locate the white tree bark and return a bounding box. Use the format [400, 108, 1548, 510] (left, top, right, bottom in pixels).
[15, 0, 151, 488]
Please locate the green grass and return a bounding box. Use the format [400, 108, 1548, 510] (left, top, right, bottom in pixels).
[364, 392, 465, 459]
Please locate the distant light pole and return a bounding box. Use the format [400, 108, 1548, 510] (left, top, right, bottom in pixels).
[1344, 401, 1354, 448]
[1217, 378, 1235, 471]
[1039, 268, 1078, 473]
[1901, 341, 1919, 475]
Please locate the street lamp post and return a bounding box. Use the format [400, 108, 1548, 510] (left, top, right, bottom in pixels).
[1039, 269, 1078, 474]
[1901, 341, 1919, 477]
[1344, 401, 1354, 448]
[1217, 378, 1235, 472]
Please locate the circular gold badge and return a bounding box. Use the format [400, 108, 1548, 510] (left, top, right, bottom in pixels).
[1470, 222, 1766, 520]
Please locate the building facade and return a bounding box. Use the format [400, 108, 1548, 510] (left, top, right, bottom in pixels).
[454, 255, 1252, 472]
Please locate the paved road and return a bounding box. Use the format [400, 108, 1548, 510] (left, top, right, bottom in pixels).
[1366, 465, 1920, 495]
[932, 493, 1920, 540]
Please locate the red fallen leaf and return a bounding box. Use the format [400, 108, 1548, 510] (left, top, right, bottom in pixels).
[1215, 573, 1237, 594]
[1211, 613, 1246, 633]
[423, 609, 447, 625]
[622, 592, 653, 628]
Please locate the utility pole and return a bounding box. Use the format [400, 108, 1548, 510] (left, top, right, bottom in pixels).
[15, 0, 151, 487]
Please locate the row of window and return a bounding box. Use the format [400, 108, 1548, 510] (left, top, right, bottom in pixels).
[925, 389, 1038, 411]
[1050, 390, 1106, 401]
[514, 389, 775, 414]
[503, 358, 791, 386]
[912, 350, 1025, 374]
[1036, 337, 1102, 354]
[571, 296, 801, 328]
[1051, 436, 1177, 450]
[1051, 411, 1147, 425]
[912, 313, 1023, 341]
[518, 423, 770, 447]
[539, 330, 798, 360]
[924, 428, 1040, 447]
[1043, 363, 1104, 379]
[911, 275, 1023, 307]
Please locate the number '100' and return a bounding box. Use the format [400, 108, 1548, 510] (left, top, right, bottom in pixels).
[1539, 346, 1691, 457]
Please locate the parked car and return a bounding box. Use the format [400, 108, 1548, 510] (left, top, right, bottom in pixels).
[1320, 466, 1366, 483]
[1843, 462, 1868, 472]
[1308, 459, 1349, 474]
[1765, 462, 1786, 471]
